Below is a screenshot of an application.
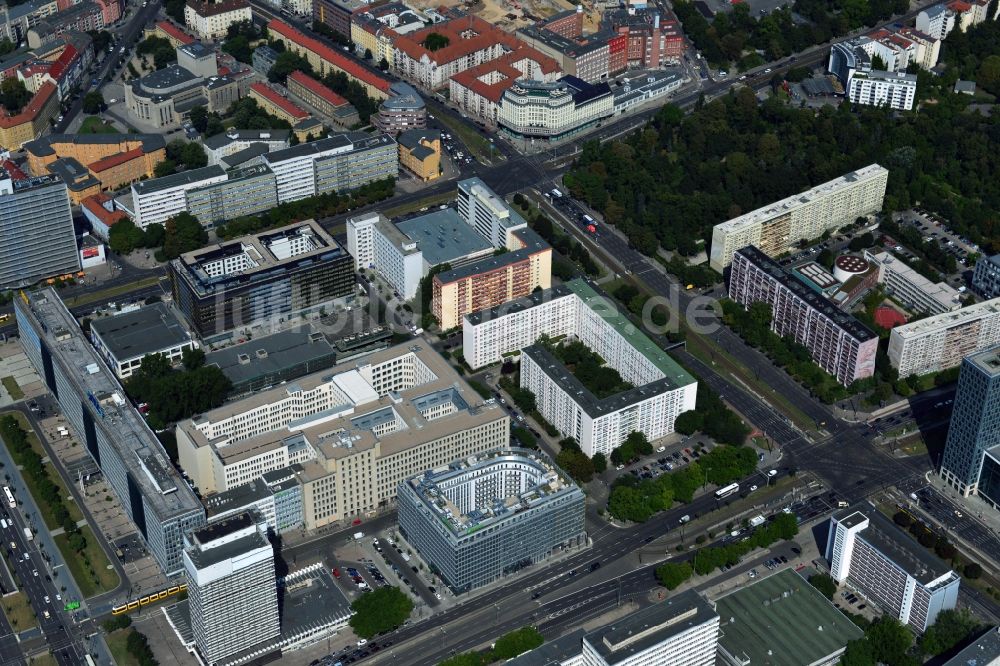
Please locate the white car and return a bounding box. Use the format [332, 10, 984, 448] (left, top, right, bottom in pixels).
[764, 68, 772, 73]
[615, 464, 625, 471]
[44, 595, 50, 604]
[55, 594, 61, 601]
[656, 446, 666, 453]
[749, 485, 758, 492]
[358, 639, 368, 647]
[768, 470, 778, 477]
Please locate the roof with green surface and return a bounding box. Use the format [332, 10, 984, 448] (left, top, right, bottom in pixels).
[563, 279, 696, 388]
[714, 568, 863, 666]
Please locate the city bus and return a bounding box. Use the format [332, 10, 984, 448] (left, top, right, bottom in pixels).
[715, 483, 740, 499]
[2, 486, 14, 508]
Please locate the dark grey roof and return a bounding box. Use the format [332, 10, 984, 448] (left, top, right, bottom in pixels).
[139, 63, 199, 90]
[24, 133, 166, 157]
[942, 626, 1000, 666]
[178, 41, 213, 59]
[834, 504, 955, 585]
[47, 157, 100, 191]
[397, 128, 440, 149]
[505, 630, 586, 666]
[205, 328, 336, 387]
[435, 226, 549, 283]
[735, 246, 877, 342]
[586, 590, 718, 662]
[132, 165, 226, 195]
[203, 129, 290, 150]
[90, 302, 192, 361]
[381, 81, 424, 111]
[264, 132, 354, 163]
[220, 143, 271, 169]
[204, 478, 270, 518]
[396, 209, 492, 267]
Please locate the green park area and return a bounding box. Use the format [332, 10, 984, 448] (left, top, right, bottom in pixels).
[1, 592, 37, 631]
[54, 524, 119, 598]
[79, 117, 119, 134]
[1, 376, 23, 400]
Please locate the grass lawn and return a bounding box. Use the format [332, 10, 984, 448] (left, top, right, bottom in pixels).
[64, 276, 162, 308]
[1, 591, 37, 631]
[105, 628, 140, 666]
[435, 112, 498, 164]
[27, 654, 57, 666]
[383, 191, 454, 218]
[79, 117, 119, 134]
[1, 376, 23, 400]
[54, 525, 119, 598]
[0, 411, 85, 528]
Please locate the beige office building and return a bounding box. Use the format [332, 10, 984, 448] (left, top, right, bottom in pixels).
[709, 164, 888, 272]
[176, 343, 509, 528]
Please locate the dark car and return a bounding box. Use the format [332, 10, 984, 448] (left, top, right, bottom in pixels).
[590, 561, 601, 571]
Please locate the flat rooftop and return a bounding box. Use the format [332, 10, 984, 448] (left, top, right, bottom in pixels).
[396, 209, 493, 267]
[15, 289, 203, 524]
[889, 297, 1000, 340]
[836, 505, 956, 586]
[867, 251, 960, 310]
[90, 302, 192, 361]
[203, 129, 290, 150]
[186, 514, 268, 570]
[435, 226, 549, 284]
[205, 327, 337, 389]
[180, 343, 506, 464]
[942, 626, 1000, 666]
[586, 590, 718, 663]
[133, 164, 225, 196]
[714, 164, 887, 235]
[715, 568, 863, 666]
[966, 345, 1000, 378]
[737, 246, 877, 342]
[404, 448, 580, 537]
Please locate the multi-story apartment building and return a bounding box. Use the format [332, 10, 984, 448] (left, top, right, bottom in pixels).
[464, 279, 697, 456]
[347, 178, 533, 301]
[827, 505, 960, 632]
[268, 19, 391, 99]
[26, 134, 166, 197]
[972, 254, 1000, 299]
[169, 220, 354, 336]
[604, 8, 685, 68]
[184, 0, 252, 41]
[176, 344, 510, 527]
[896, 27, 941, 69]
[397, 128, 440, 181]
[249, 82, 311, 124]
[449, 48, 562, 124]
[888, 298, 1000, 377]
[709, 164, 889, 272]
[499, 75, 613, 141]
[372, 81, 426, 135]
[393, 15, 525, 89]
[89, 303, 197, 380]
[16, 289, 206, 576]
[262, 132, 397, 203]
[184, 164, 279, 227]
[917, 3, 958, 39]
[433, 226, 551, 330]
[184, 512, 280, 665]
[729, 247, 878, 386]
[847, 69, 917, 111]
[0, 0, 60, 45]
[132, 165, 228, 229]
[864, 250, 961, 315]
[0, 173, 79, 288]
[398, 448, 585, 592]
[287, 70, 359, 125]
[145, 20, 197, 48]
[509, 590, 720, 666]
[202, 129, 290, 166]
[517, 24, 612, 83]
[26, 1, 105, 48]
[939, 346, 1000, 506]
[0, 80, 58, 148]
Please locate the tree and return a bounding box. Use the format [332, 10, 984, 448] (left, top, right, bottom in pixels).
[109, 220, 146, 254]
[964, 562, 982, 579]
[920, 609, 982, 657]
[364, 48, 373, 60]
[154, 159, 176, 178]
[268, 50, 312, 83]
[556, 448, 595, 484]
[892, 511, 913, 528]
[348, 586, 413, 638]
[978, 54, 1000, 96]
[492, 627, 543, 659]
[840, 638, 875, 666]
[222, 34, 253, 63]
[88, 30, 112, 53]
[189, 105, 209, 133]
[866, 617, 914, 666]
[0, 38, 14, 57]
[162, 212, 207, 259]
[422, 32, 450, 51]
[656, 561, 692, 590]
[674, 410, 704, 435]
[934, 537, 957, 561]
[0, 78, 31, 113]
[181, 347, 206, 371]
[378, 57, 389, 71]
[143, 223, 165, 248]
[624, 431, 653, 456]
[592, 452, 607, 473]
[808, 573, 837, 600]
[82, 91, 104, 114]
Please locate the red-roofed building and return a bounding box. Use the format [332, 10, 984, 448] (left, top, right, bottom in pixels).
[184, 0, 252, 40]
[2, 160, 27, 180]
[448, 47, 560, 123]
[0, 81, 59, 149]
[89, 147, 146, 174]
[267, 20, 391, 99]
[81, 192, 129, 240]
[148, 20, 196, 47]
[286, 70, 359, 125]
[250, 82, 311, 123]
[393, 15, 528, 89]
